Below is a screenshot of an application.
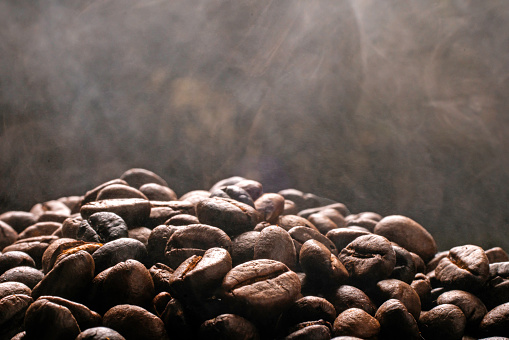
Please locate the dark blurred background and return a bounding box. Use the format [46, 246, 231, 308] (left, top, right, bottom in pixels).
[1, 0, 508, 251]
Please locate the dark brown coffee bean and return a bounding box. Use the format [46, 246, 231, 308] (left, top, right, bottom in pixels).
[278, 189, 308, 211]
[179, 190, 210, 206]
[209, 176, 246, 192]
[485, 247, 509, 264]
[426, 250, 449, 272]
[165, 213, 199, 226]
[139, 182, 178, 201]
[307, 213, 338, 235]
[254, 193, 285, 224]
[36, 210, 70, 224]
[374, 215, 437, 262]
[235, 179, 263, 201]
[0, 211, 37, 233]
[0, 293, 33, 340]
[147, 225, 180, 265]
[345, 217, 377, 233]
[76, 327, 126, 340]
[283, 200, 299, 215]
[299, 239, 348, 289]
[0, 220, 18, 250]
[231, 231, 260, 266]
[437, 290, 487, 330]
[375, 298, 420, 340]
[57, 196, 82, 215]
[0, 281, 32, 299]
[0, 251, 35, 275]
[211, 185, 255, 207]
[169, 247, 232, 301]
[103, 304, 170, 340]
[371, 279, 421, 320]
[149, 263, 174, 293]
[338, 234, 396, 289]
[410, 251, 426, 273]
[200, 313, 261, 340]
[298, 203, 350, 220]
[389, 244, 416, 283]
[30, 200, 71, 218]
[0, 266, 43, 289]
[254, 226, 297, 270]
[435, 244, 489, 292]
[81, 179, 129, 206]
[278, 296, 337, 333]
[41, 238, 86, 273]
[277, 214, 319, 232]
[483, 261, 509, 309]
[128, 227, 151, 246]
[60, 216, 83, 239]
[196, 197, 262, 237]
[316, 208, 347, 228]
[332, 308, 380, 339]
[24, 298, 81, 340]
[165, 224, 232, 269]
[419, 304, 466, 340]
[325, 285, 377, 316]
[18, 221, 62, 240]
[159, 296, 193, 338]
[80, 198, 151, 228]
[3, 236, 58, 269]
[32, 250, 95, 301]
[221, 259, 301, 320]
[96, 183, 149, 201]
[120, 168, 168, 189]
[325, 228, 371, 253]
[147, 207, 181, 229]
[37, 295, 102, 331]
[411, 273, 432, 309]
[90, 259, 154, 313]
[92, 238, 148, 274]
[284, 322, 331, 340]
[479, 302, 509, 337]
[290, 226, 338, 256]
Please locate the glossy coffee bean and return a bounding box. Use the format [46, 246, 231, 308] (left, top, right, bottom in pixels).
[139, 182, 178, 201]
[290, 226, 338, 256]
[375, 298, 420, 340]
[478, 302, 509, 337]
[483, 261, 509, 309]
[283, 199, 299, 215]
[149, 263, 174, 293]
[419, 304, 466, 340]
[146, 225, 180, 265]
[435, 244, 489, 292]
[374, 215, 437, 262]
[254, 226, 297, 270]
[200, 313, 261, 340]
[0, 251, 36, 275]
[103, 304, 170, 340]
[326, 285, 377, 316]
[284, 322, 331, 340]
[0, 220, 17, 250]
[332, 308, 380, 339]
[234, 179, 263, 201]
[277, 214, 319, 232]
[485, 247, 509, 263]
[436, 290, 487, 329]
[0, 211, 37, 233]
[370, 279, 421, 320]
[196, 197, 262, 237]
[128, 227, 151, 246]
[231, 231, 260, 266]
[76, 327, 126, 340]
[254, 193, 285, 224]
[298, 203, 350, 220]
[41, 238, 87, 273]
[221, 259, 301, 320]
[0, 281, 32, 299]
[307, 213, 338, 235]
[61, 216, 83, 239]
[120, 168, 168, 189]
[209, 176, 245, 192]
[389, 244, 416, 284]
[30, 200, 71, 218]
[210, 185, 255, 207]
[96, 183, 149, 201]
[92, 238, 148, 275]
[18, 221, 62, 240]
[37, 295, 102, 331]
[411, 273, 432, 309]
[277, 296, 336, 333]
[80, 198, 151, 228]
[325, 228, 371, 253]
[81, 179, 129, 206]
[2, 236, 58, 269]
[0, 293, 33, 340]
[159, 296, 193, 338]
[165, 213, 199, 226]
[0, 266, 43, 289]
[345, 217, 377, 233]
[338, 234, 396, 289]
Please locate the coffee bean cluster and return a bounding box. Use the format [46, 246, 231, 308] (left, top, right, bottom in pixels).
[0, 168, 508, 340]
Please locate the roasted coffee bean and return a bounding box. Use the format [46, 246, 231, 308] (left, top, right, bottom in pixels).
[221, 259, 301, 320]
[24, 298, 81, 340]
[254, 193, 285, 224]
[209, 176, 246, 192]
[389, 244, 416, 283]
[435, 244, 489, 292]
[437, 290, 487, 330]
[165, 213, 199, 226]
[338, 234, 396, 289]
[325, 284, 377, 316]
[298, 203, 350, 220]
[80, 198, 151, 228]
[169, 247, 232, 301]
[289, 226, 338, 256]
[3, 236, 59, 269]
[0, 211, 37, 233]
[283, 199, 299, 215]
[128, 227, 151, 245]
[277, 296, 337, 333]
[57, 195, 83, 215]
[32, 250, 95, 301]
[375, 298, 420, 340]
[92, 237, 147, 275]
[147, 225, 180, 265]
[96, 183, 149, 201]
[61, 216, 83, 239]
[230, 231, 260, 266]
[315, 208, 347, 228]
[332, 308, 380, 339]
[139, 182, 178, 201]
[370, 279, 421, 320]
[410, 251, 426, 273]
[411, 273, 432, 309]
[41, 238, 87, 273]
[149, 263, 174, 293]
[234, 179, 263, 201]
[76, 327, 126, 340]
[152, 291, 172, 316]
[36, 210, 70, 223]
[482, 261, 509, 309]
[30, 200, 71, 218]
[278, 189, 335, 212]
[210, 185, 255, 207]
[277, 214, 319, 232]
[146, 207, 181, 229]
[419, 304, 466, 340]
[254, 226, 297, 270]
[307, 213, 338, 235]
[90, 259, 155, 313]
[284, 321, 332, 340]
[0, 266, 43, 289]
[37, 295, 102, 331]
[485, 247, 509, 263]
[165, 224, 232, 269]
[426, 250, 449, 272]
[0, 251, 36, 275]
[374, 215, 437, 262]
[120, 168, 169, 189]
[299, 240, 348, 289]
[0, 220, 18, 250]
[0, 293, 33, 340]
[0, 281, 32, 299]
[103, 304, 170, 340]
[18, 221, 62, 240]
[159, 296, 194, 338]
[200, 313, 261, 340]
[325, 228, 371, 253]
[179, 189, 211, 206]
[478, 302, 509, 337]
[196, 197, 262, 237]
[345, 217, 377, 233]
[81, 179, 129, 207]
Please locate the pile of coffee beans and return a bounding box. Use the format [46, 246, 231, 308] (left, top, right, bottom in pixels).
[1, 168, 508, 339]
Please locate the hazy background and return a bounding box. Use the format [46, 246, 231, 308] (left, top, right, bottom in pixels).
[1, 0, 508, 251]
